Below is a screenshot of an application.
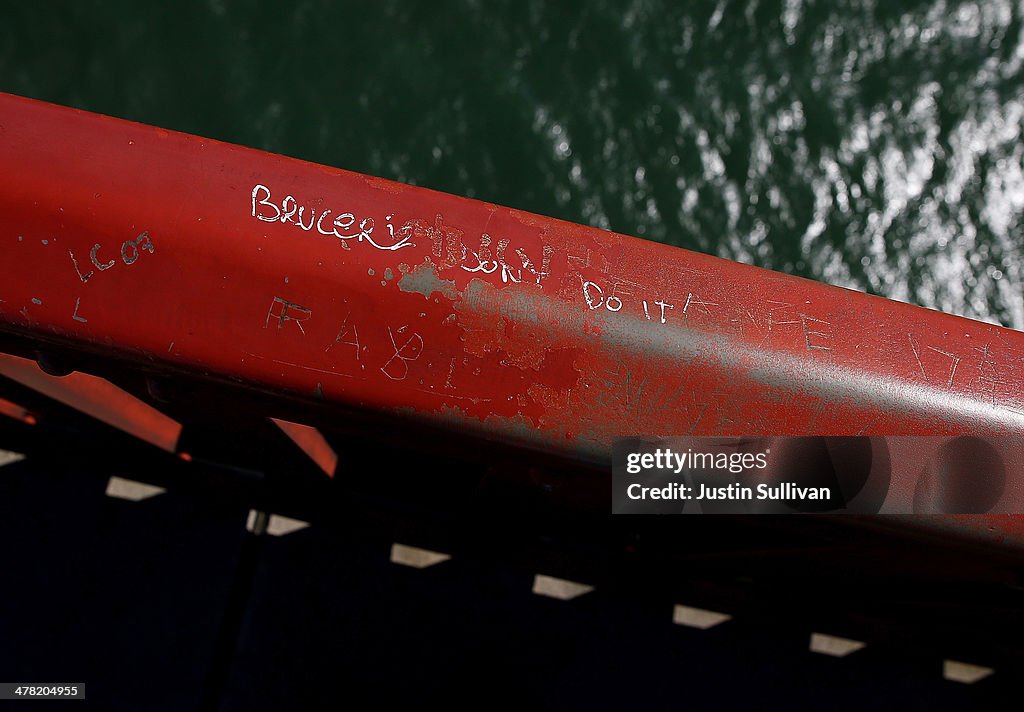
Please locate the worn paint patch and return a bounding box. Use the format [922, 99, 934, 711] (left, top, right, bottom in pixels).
[455, 278, 585, 371]
[398, 262, 459, 300]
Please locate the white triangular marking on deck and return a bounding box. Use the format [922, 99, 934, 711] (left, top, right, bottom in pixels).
[246, 510, 309, 536]
[0, 450, 25, 467]
[265, 514, 309, 536]
[943, 660, 994, 684]
[245, 509, 262, 533]
[809, 632, 866, 657]
[532, 574, 594, 600]
[672, 604, 732, 629]
[105, 476, 166, 501]
[390, 543, 451, 569]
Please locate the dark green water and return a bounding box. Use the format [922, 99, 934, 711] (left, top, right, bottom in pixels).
[1, 1, 1021, 328]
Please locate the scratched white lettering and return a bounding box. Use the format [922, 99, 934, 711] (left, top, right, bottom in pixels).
[265, 296, 312, 335]
[68, 231, 155, 283]
[251, 184, 415, 252]
[381, 326, 424, 380]
[326, 313, 360, 360]
[581, 277, 672, 322]
[407, 215, 551, 286]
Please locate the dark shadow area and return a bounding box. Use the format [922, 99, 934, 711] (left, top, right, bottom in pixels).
[0, 454, 248, 710]
[0, 406, 1021, 709]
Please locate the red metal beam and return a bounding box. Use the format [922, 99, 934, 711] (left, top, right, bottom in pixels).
[1, 93, 1020, 449]
[0, 395, 36, 426]
[0, 93, 1021, 470]
[0, 351, 338, 477]
[0, 352, 182, 452]
[270, 418, 338, 478]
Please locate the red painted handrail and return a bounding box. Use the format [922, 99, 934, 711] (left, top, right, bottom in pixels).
[0, 92, 1021, 461]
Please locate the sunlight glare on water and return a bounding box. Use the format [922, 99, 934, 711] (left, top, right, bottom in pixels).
[0, 0, 1021, 328]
